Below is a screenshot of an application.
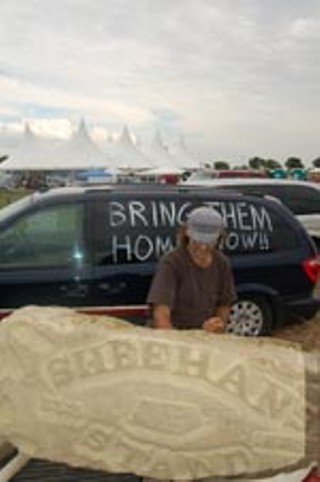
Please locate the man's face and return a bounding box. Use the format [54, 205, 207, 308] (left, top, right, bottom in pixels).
[188, 238, 216, 268]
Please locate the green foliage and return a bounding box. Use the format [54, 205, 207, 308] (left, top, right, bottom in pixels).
[285, 157, 304, 169]
[312, 157, 320, 168]
[213, 161, 230, 170]
[248, 157, 266, 170]
[233, 164, 249, 169]
[204, 162, 213, 168]
[264, 159, 282, 170]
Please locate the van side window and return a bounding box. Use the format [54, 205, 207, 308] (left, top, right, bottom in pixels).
[93, 197, 192, 265]
[93, 197, 299, 264]
[0, 203, 84, 268]
[283, 186, 320, 215]
[220, 184, 320, 216]
[204, 200, 299, 254]
[267, 210, 300, 251]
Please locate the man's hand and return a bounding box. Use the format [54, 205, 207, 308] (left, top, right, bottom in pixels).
[202, 316, 226, 333]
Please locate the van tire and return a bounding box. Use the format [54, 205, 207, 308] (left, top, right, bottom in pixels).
[227, 295, 273, 336]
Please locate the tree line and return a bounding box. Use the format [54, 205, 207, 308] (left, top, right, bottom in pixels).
[211, 157, 320, 170]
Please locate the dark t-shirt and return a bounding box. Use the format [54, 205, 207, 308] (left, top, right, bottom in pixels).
[147, 246, 236, 329]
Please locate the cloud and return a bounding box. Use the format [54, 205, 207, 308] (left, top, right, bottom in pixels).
[1, 0, 320, 163]
[289, 17, 320, 39]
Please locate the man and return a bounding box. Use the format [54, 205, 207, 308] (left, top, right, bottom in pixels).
[147, 205, 236, 332]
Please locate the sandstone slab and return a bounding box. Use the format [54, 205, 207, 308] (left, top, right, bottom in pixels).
[0, 306, 318, 479]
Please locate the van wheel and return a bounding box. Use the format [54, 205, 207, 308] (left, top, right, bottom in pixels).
[226, 295, 272, 336]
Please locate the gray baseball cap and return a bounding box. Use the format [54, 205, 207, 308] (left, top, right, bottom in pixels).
[186, 206, 224, 244]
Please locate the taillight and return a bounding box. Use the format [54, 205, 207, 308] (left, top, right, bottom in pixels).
[302, 256, 320, 283]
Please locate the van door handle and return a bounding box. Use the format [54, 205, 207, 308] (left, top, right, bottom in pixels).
[60, 283, 89, 298]
[97, 281, 127, 293]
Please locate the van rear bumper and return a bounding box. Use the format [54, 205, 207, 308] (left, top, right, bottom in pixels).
[285, 296, 320, 321]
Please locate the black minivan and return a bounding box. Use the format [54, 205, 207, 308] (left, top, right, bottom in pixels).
[0, 184, 319, 336]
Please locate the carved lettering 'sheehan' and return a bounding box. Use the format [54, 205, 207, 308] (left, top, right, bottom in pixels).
[0, 306, 312, 479]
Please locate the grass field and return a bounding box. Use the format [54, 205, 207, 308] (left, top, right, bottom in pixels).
[0, 189, 33, 209]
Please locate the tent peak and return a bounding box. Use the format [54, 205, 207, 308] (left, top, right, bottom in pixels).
[118, 125, 135, 146]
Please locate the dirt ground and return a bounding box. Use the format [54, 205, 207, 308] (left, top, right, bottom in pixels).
[273, 310, 320, 351]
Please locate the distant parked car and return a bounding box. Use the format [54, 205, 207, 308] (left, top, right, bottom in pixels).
[184, 169, 267, 183]
[180, 178, 320, 249]
[0, 184, 319, 336]
[308, 168, 320, 183]
[287, 168, 307, 181]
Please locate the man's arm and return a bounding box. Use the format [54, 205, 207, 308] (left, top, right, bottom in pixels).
[152, 304, 172, 329]
[216, 305, 231, 326]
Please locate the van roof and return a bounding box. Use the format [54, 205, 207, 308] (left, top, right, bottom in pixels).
[182, 177, 320, 190]
[10, 183, 268, 210]
[31, 182, 248, 199]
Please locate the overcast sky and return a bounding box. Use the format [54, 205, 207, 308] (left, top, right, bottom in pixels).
[1, 0, 320, 165]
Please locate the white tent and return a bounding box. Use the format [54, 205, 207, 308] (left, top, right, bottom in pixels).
[141, 131, 178, 167]
[0, 120, 111, 171]
[169, 135, 200, 170]
[0, 127, 20, 158]
[0, 123, 57, 171]
[49, 119, 112, 170]
[105, 125, 153, 170]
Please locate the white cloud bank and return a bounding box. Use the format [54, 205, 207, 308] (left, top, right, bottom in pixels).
[1, 0, 320, 165]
